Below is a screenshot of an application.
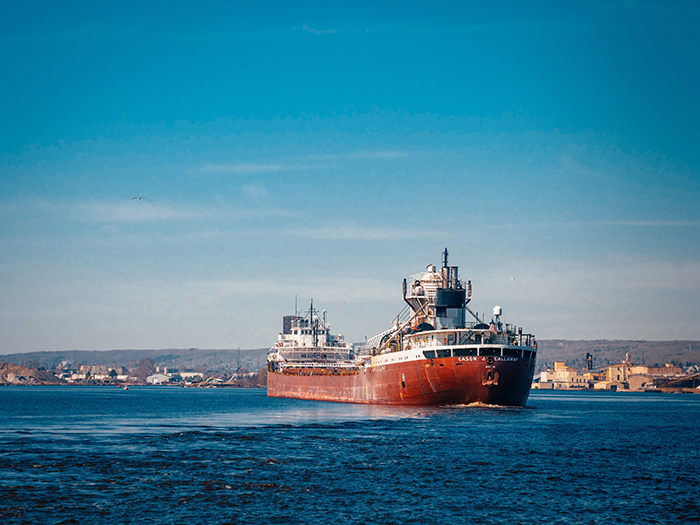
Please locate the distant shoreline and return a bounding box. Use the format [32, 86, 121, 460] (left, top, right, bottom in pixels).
[1, 384, 697, 396]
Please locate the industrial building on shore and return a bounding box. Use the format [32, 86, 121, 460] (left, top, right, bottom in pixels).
[534, 353, 699, 393]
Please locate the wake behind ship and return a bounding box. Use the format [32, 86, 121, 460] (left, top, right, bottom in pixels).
[267, 249, 537, 406]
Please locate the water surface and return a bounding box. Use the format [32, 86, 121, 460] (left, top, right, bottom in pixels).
[1, 387, 698, 524]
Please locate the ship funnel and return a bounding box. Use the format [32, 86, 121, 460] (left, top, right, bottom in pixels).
[442, 266, 450, 288]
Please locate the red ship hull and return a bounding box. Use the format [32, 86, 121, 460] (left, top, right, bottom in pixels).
[267, 354, 536, 406]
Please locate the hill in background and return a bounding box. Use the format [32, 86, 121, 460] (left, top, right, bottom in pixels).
[537, 340, 700, 370]
[0, 348, 269, 374]
[2, 340, 699, 373]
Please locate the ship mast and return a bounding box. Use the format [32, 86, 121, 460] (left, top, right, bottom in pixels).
[309, 298, 318, 347]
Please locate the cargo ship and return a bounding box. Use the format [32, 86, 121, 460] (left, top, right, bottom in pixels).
[267, 249, 537, 406]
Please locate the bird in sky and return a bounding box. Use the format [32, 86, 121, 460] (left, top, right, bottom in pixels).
[132, 196, 145, 200]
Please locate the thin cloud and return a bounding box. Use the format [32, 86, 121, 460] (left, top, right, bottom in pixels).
[480, 219, 700, 231]
[302, 25, 338, 35]
[16, 23, 141, 42]
[178, 276, 393, 302]
[74, 199, 294, 225]
[76, 200, 208, 223]
[197, 150, 412, 175]
[286, 225, 433, 241]
[598, 220, 700, 227]
[302, 150, 412, 162]
[347, 150, 411, 160]
[199, 163, 286, 174]
[242, 184, 270, 200]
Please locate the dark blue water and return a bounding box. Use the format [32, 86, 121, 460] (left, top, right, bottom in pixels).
[1, 387, 698, 524]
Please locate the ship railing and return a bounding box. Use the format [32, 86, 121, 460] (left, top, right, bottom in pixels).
[275, 341, 349, 349]
[362, 327, 396, 352]
[404, 329, 537, 350]
[277, 350, 353, 361]
[421, 346, 537, 360]
[276, 361, 358, 370]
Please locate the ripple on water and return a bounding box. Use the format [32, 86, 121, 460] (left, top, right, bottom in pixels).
[1, 388, 699, 524]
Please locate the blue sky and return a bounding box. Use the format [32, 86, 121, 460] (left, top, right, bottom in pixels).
[1, 1, 699, 353]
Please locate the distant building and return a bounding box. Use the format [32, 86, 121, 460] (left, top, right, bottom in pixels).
[582, 370, 606, 383]
[594, 380, 624, 391]
[146, 373, 171, 384]
[607, 363, 682, 390]
[180, 372, 204, 381]
[537, 362, 588, 389]
[534, 358, 689, 393]
[607, 364, 632, 385]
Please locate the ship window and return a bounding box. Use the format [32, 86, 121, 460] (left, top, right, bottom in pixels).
[479, 347, 501, 356]
[454, 348, 476, 357]
[423, 350, 436, 359]
[503, 348, 521, 358]
[436, 349, 451, 358]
